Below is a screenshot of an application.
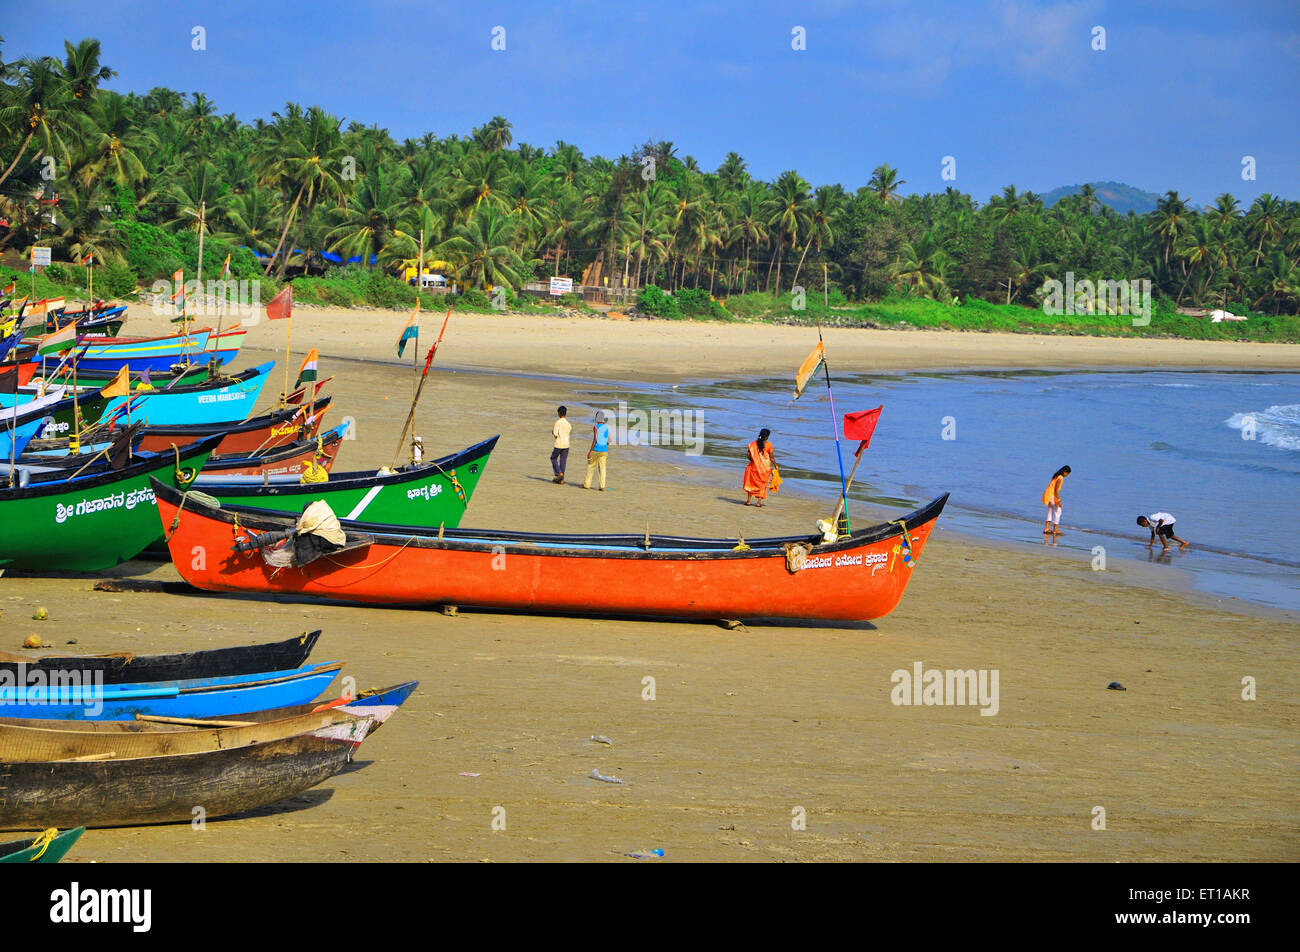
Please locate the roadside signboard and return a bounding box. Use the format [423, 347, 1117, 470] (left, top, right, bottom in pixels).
[549, 276, 573, 296]
[31, 246, 52, 267]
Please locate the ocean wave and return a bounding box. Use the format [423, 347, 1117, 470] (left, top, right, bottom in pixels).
[1225, 404, 1300, 452]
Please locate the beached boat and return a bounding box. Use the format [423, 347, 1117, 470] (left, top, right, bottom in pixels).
[24, 361, 275, 438]
[189, 424, 346, 479]
[5, 680, 418, 736]
[0, 435, 221, 572]
[0, 715, 372, 830]
[42, 328, 212, 375]
[0, 705, 370, 762]
[0, 413, 52, 459]
[152, 480, 949, 622]
[0, 631, 321, 686]
[0, 660, 343, 720]
[21, 307, 126, 338]
[193, 435, 496, 526]
[0, 827, 85, 863]
[132, 398, 332, 456]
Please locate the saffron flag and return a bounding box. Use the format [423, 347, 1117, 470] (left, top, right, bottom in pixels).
[265, 285, 292, 320]
[100, 365, 131, 399]
[295, 348, 318, 389]
[793, 341, 825, 400]
[28, 297, 66, 318]
[79, 252, 94, 266]
[37, 320, 77, 356]
[843, 406, 883, 458]
[171, 269, 184, 313]
[2, 280, 15, 296]
[397, 298, 420, 357]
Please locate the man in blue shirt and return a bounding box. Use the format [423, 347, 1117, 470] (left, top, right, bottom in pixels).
[583, 409, 611, 491]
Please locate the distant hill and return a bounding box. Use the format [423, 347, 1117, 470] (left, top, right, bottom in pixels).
[1042, 181, 1162, 215]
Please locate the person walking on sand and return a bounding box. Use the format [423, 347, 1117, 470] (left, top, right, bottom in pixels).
[1137, 512, 1189, 552]
[550, 405, 571, 484]
[1041, 465, 1071, 536]
[743, 428, 777, 507]
[583, 409, 611, 491]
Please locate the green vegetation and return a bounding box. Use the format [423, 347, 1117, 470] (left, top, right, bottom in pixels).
[1, 36, 1297, 345]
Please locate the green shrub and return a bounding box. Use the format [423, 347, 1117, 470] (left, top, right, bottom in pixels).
[459, 287, 490, 309]
[94, 263, 140, 297]
[45, 262, 69, 282]
[116, 220, 184, 281]
[636, 284, 681, 319]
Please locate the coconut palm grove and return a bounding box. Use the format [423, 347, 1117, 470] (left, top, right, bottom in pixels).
[2, 38, 1297, 337]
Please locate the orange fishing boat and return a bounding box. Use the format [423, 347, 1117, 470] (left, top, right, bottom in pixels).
[152, 480, 947, 623]
[194, 425, 344, 479]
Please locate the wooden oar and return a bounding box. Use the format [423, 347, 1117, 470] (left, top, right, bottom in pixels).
[134, 714, 257, 728]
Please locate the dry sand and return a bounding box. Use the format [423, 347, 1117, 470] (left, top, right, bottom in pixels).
[4, 304, 1297, 862]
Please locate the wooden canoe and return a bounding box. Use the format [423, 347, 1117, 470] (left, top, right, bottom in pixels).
[3, 680, 418, 736]
[0, 631, 321, 685]
[0, 826, 85, 863]
[0, 719, 374, 830]
[152, 479, 949, 623]
[0, 707, 372, 762]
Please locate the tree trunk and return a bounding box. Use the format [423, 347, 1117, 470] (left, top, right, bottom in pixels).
[791, 241, 811, 290]
[265, 183, 305, 275]
[276, 209, 308, 279]
[0, 130, 37, 188]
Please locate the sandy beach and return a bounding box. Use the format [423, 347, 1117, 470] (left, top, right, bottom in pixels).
[6, 304, 1297, 862]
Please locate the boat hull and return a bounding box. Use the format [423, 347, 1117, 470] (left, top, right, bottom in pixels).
[0, 731, 365, 830]
[0, 436, 220, 572]
[133, 398, 330, 456]
[154, 483, 948, 622]
[99, 360, 274, 427]
[196, 435, 496, 527]
[0, 826, 84, 863]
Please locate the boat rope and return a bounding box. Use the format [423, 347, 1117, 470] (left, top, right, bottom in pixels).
[164, 490, 222, 543]
[889, 519, 915, 566]
[169, 442, 196, 486]
[732, 532, 750, 552]
[26, 828, 59, 862]
[323, 534, 418, 570]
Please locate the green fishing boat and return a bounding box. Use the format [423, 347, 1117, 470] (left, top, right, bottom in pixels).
[0, 435, 221, 572]
[190, 435, 498, 529]
[0, 827, 85, 863]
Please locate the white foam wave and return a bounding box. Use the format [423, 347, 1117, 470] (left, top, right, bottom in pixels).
[1226, 404, 1300, 451]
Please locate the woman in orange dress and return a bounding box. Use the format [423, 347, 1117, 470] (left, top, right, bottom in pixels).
[743, 429, 776, 506]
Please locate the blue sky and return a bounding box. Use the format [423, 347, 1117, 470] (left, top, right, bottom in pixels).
[3, 0, 1297, 204]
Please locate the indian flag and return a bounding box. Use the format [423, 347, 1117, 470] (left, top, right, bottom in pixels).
[37, 320, 78, 356]
[27, 297, 66, 319]
[2, 280, 15, 296]
[220, 253, 231, 279]
[396, 298, 420, 357]
[171, 269, 185, 313]
[295, 348, 318, 389]
[79, 252, 94, 266]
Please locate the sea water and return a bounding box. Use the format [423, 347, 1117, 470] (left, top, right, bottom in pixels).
[579, 369, 1300, 613]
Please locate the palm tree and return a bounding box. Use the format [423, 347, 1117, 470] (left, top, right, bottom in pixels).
[893, 233, 950, 300]
[327, 164, 407, 268]
[791, 185, 841, 289]
[257, 105, 347, 275]
[58, 39, 115, 104]
[472, 116, 513, 153]
[0, 56, 72, 187]
[867, 163, 906, 203]
[1245, 194, 1285, 261]
[71, 92, 152, 189]
[454, 150, 514, 220]
[765, 170, 812, 293]
[436, 208, 527, 289]
[1148, 190, 1189, 270]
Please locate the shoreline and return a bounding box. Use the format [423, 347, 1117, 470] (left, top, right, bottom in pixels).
[9, 315, 1296, 862]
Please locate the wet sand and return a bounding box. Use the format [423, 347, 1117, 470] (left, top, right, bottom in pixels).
[4, 305, 1297, 861]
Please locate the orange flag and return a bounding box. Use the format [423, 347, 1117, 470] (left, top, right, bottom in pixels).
[265, 285, 292, 320]
[793, 341, 825, 400]
[100, 364, 131, 398]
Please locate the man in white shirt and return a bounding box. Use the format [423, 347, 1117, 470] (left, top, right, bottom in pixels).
[551, 405, 571, 484]
[1136, 512, 1189, 551]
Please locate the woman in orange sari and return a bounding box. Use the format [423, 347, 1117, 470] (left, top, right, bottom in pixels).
[743, 429, 776, 506]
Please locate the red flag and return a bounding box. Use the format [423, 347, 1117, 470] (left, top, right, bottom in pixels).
[265, 285, 292, 320]
[421, 342, 438, 377]
[843, 406, 882, 458]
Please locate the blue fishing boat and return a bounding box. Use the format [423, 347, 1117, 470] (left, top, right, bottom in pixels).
[100, 360, 274, 426]
[0, 661, 343, 720]
[0, 414, 51, 459]
[62, 329, 212, 375]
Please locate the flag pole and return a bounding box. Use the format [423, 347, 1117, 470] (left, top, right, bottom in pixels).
[391, 306, 450, 469]
[817, 322, 851, 533]
[282, 309, 292, 401]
